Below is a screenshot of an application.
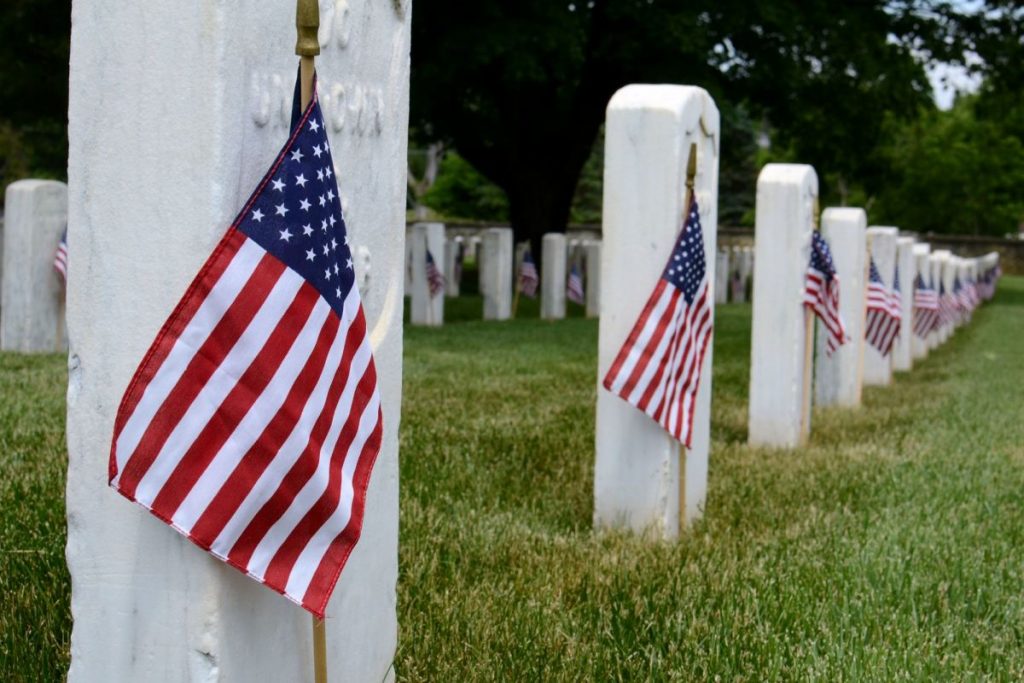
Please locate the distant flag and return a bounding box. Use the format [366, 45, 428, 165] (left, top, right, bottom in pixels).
[109, 82, 383, 619]
[802, 231, 847, 356]
[54, 228, 69, 283]
[518, 249, 539, 298]
[425, 249, 446, 298]
[953, 276, 970, 318]
[912, 273, 939, 339]
[453, 242, 464, 286]
[602, 196, 713, 447]
[937, 279, 954, 327]
[865, 258, 901, 356]
[566, 262, 585, 305]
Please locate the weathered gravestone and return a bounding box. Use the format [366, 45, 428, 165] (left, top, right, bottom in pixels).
[65, 2, 410, 680]
[813, 208, 866, 409]
[444, 236, 461, 298]
[0, 179, 68, 353]
[595, 84, 719, 535]
[541, 232, 567, 320]
[714, 249, 730, 304]
[912, 243, 931, 360]
[748, 164, 818, 448]
[863, 226, 898, 386]
[409, 222, 445, 326]
[480, 227, 512, 320]
[893, 237, 916, 372]
[584, 240, 602, 318]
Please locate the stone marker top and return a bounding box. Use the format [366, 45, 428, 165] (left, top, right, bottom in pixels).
[867, 226, 899, 236]
[758, 163, 820, 193]
[913, 243, 930, 255]
[608, 84, 720, 155]
[822, 207, 866, 224]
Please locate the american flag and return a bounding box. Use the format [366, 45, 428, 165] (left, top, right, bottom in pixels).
[452, 242, 464, 286]
[912, 273, 939, 338]
[518, 249, 539, 298]
[566, 262, 585, 305]
[109, 87, 382, 619]
[425, 249, 446, 298]
[54, 228, 68, 282]
[802, 231, 847, 356]
[602, 196, 713, 447]
[953, 276, 970, 317]
[937, 279, 955, 327]
[865, 257, 901, 356]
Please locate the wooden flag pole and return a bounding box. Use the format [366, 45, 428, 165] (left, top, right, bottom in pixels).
[296, 4, 325, 681]
[678, 143, 698, 533]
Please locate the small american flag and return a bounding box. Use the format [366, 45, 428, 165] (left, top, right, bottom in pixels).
[953, 276, 970, 317]
[566, 262, 585, 305]
[425, 249, 446, 298]
[937, 279, 955, 327]
[802, 231, 847, 356]
[109, 85, 383, 618]
[912, 274, 939, 339]
[602, 196, 713, 447]
[865, 257, 901, 356]
[54, 229, 68, 282]
[518, 249, 539, 298]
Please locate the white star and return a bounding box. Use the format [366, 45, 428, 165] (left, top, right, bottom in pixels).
[317, 169, 324, 181]
[320, 219, 328, 232]
[325, 166, 333, 178]
[318, 194, 327, 207]
[336, 287, 342, 298]
[323, 244, 330, 256]
[309, 119, 320, 133]
[291, 149, 304, 162]
[334, 263, 339, 275]
[346, 258, 353, 270]
[251, 208, 264, 222]
[325, 269, 332, 280]
[299, 198, 311, 212]
[279, 228, 293, 242]
[343, 234, 349, 245]
[312, 144, 324, 158]
[271, 178, 286, 192]
[329, 215, 336, 227]
[306, 248, 316, 261]
[275, 203, 289, 217]
[295, 174, 308, 187]
[326, 189, 335, 202]
[302, 224, 314, 237]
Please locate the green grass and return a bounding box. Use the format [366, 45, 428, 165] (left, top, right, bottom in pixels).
[3, 279, 1024, 680]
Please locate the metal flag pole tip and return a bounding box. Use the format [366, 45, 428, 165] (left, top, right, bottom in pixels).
[296, 0, 321, 111]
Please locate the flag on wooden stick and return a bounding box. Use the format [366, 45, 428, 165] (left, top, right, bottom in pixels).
[518, 249, 539, 298]
[802, 231, 847, 356]
[865, 258, 900, 356]
[54, 229, 68, 283]
[109, 82, 383, 619]
[425, 249, 446, 298]
[566, 262, 585, 305]
[602, 196, 713, 447]
[912, 274, 939, 338]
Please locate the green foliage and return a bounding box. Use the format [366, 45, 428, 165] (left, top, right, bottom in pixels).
[422, 151, 509, 222]
[874, 97, 1024, 235]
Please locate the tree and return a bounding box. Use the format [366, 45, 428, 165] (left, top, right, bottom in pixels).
[411, 1, 955, 255]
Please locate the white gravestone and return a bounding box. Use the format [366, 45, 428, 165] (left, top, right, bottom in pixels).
[714, 249, 730, 304]
[584, 240, 602, 318]
[65, 2, 410, 681]
[929, 251, 947, 347]
[892, 237, 916, 372]
[595, 84, 720, 536]
[911, 243, 931, 360]
[443, 237, 460, 298]
[733, 246, 753, 304]
[0, 180, 68, 353]
[748, 164, 818, 448]
[813, 208, 866, 408]
[409, 222, 445, 326]
[955, 257, 971, 326]
[863, 227, 898, 386]
[933, 250, 953, 343]
[480, 227, 512, 320]
[541, 233, 567, 320]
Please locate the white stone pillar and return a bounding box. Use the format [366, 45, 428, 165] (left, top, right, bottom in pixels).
[748, 164, 817, 448]
[714, 249, 730, 304]
[595, 84, 719, 536]
[0, 179, 68, 353]
[409, 222, 445, 326]
[734, 246, 753, 304]
[911, 243, 931, 360]
[892, 237, 916, 372]
[584, 241, 602, 318]
[934, 250, 953, 343]
[541, 233, 567, 320]
[813, 208, 866, 408]
[443, 237, 461, 298]
[863, 227, 898, 386]
[65, 2, 410, 681]
[480, 227, 512, 320]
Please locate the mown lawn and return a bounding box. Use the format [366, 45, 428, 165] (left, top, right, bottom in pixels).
[2, 278, 1023, 680]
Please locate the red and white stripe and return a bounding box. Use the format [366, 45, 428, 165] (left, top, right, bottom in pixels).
[912, 288, 939, 338]
[865, 280, 901, 356]
[602, 279, 713, 447]
[109, 228, 382, 618]
[803, 268, 846, 356]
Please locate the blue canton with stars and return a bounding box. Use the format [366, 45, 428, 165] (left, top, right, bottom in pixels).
[809, 232, 838, 283]
[236, 97, 353, 317]
[869, 258, 884, 285]
[893, 264, 900, 293]
[662, 198, 706, 304]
